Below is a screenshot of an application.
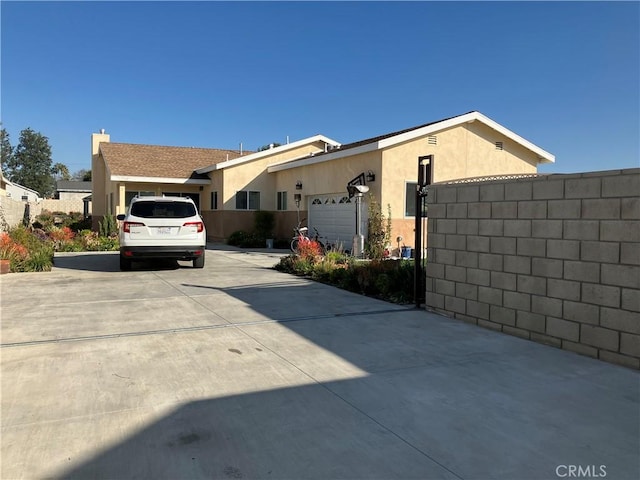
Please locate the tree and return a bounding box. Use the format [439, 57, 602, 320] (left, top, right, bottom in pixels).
[0, 128, 13, 175]
[52, 163, 71, 181]
[6, 128, 54, 197]
[258, 142, 282, 152]
[72, 169, 91, 181]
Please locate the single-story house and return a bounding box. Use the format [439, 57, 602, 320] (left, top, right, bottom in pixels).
[91, 111, 554, 246]
[55, 181, 92, 201]
[2, 177, 42, 203]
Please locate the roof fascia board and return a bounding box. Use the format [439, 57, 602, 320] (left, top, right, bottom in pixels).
[110, 175, 211, 185]
[267, 142, 378, 173]
[270, 112, 554, 172]
[472, 112, 555, 163]
[196, 134, 340, 173]
[377, 111, 554, 163]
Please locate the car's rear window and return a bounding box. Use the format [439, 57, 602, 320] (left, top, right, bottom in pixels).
[130, 201, 196, 218]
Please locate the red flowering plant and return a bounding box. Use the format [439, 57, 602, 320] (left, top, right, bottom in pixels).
[0, 231, 29, 271]
[296, 239, 323, 262]
[47, 226, 78, 251]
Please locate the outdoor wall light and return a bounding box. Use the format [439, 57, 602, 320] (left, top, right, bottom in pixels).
[366, 170, 376, 182]
[295, 180, 303, 190]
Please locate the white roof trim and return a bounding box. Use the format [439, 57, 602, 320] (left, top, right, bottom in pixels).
[268, 111, 554, 173]
[111, 175, 210, 185]
[3, 179, 42, 196]
[268, 143, 377, 173]
[195, 134, 340, 173]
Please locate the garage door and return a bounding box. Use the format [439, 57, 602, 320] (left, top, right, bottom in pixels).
[308, 193, 368, 250]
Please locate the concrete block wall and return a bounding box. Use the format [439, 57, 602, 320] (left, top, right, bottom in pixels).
[425, 169, 640, 369]
[1, 197, 88, 231]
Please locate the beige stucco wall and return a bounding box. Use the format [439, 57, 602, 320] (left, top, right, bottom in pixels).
[211, 141, 330, 211]
[272, 150, 383, 211]
[379, 123, 540, 248]
[58, 191, 90, 202]
[91, 133, 110, 229]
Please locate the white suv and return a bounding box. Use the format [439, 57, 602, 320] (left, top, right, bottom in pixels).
[116, 196, 206, 271]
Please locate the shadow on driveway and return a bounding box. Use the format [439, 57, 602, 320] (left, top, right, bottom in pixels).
[53, 252, 183, 273]
[53, 278, 639, 480]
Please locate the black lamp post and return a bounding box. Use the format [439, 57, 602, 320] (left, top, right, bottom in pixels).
[415, 155, 433, 308]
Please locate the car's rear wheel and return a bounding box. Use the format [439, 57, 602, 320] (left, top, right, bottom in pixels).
[120, 255, 132, 271]
[193, 255, 205, 268]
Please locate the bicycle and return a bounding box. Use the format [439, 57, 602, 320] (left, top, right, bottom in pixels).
[312, 227, 334, 254]
[290, 222, 333, 254]
[290, 221, 311, 253]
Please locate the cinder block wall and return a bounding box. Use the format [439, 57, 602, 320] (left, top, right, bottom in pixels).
[425, 169, 640, 369]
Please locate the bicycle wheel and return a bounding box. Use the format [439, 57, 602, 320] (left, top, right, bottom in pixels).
[291, 238, 299, 253]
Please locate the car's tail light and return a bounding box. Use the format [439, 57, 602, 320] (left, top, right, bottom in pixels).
[183, 221, 204, 233]
[123, 221, 145, 233]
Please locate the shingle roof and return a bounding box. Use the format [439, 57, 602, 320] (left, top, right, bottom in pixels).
[56, 181, 91, 191]
[318, 112, 473, 156]
[100, 143, 252, 179]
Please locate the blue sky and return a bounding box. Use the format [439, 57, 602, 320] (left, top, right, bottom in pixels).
[1, 1, 638, 174]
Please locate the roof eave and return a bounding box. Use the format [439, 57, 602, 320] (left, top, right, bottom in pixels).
[196, 134, 341, 173]
[267, 142, 377, 173]
[110, 175, 211, 185]
[270, 111, 555, 172]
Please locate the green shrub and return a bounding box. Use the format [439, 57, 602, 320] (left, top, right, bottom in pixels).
[1, 226, 54, 272]
[254, 210, 275, 240]
[99, 214, 118, 237]
[227, 230, 264, 248]
[34, 210, 88, 232]
[365, 196, 391, 260]
[274, 251, 416, 304]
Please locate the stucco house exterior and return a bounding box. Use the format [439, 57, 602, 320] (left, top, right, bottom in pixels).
[55, 181, 92, 201]
[2, 177, 42, 203]
[91, 111, 554, 246]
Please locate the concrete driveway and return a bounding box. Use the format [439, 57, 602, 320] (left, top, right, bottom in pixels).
[1, 245, 638, 480]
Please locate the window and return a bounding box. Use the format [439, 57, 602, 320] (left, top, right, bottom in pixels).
[131, 201, 196, 219]
[405, 182, 427, 217]
[211, 191, 218, 210]
[125, 191, 155, 212]
[277, 191, 287, 211]
[236, 191, 260, 210]
[162, 192, 200, 211]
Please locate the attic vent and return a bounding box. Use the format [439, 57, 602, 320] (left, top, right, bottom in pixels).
[495, 141, 504, 151]
[427, 135, 437, 145]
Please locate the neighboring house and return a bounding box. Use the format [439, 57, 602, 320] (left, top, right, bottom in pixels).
[55, 181, 92, 201]
[91, 111, 554, 245]
[53, 181, 93, 216]
[3, 178, 42, 203]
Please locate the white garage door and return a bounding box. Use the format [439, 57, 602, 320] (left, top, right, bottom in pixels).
[308, 193, 368, 250]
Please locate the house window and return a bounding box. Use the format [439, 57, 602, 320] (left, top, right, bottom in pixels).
[405, 182, 427, 217]
[162, 192, 200, 211]
[277, 191, 287, 211]
[211, 191, 218, 210]
[125, 191, 155, 211]
[236, 191, 260, 210]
